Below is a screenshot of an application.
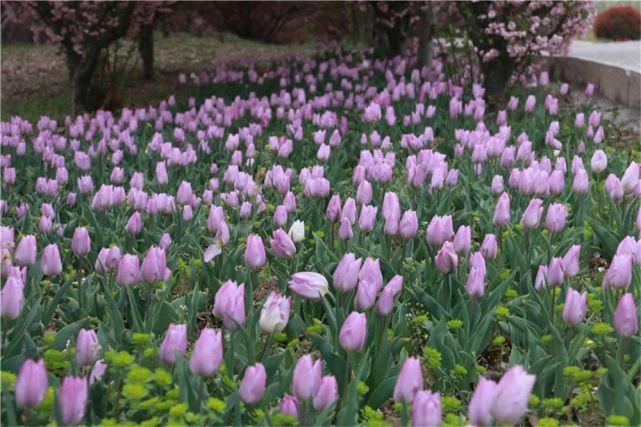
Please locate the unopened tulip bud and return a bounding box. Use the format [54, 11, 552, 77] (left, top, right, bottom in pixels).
[244, 234, 266, 269]
[15, 359, 48, 408]
[562, 288, 587, 326]
[393, 357, 423, 403]
[412, 390, 441, 427]
[189, 328, 223, 377]
[159, 323, 187, 364]
[58, 376, 88, 426]
[292, 355, 322, 400]
[76, 328, 100, 366]
[613, 293, 638, 337]
[339, 311, 367, 352]
[490, 365, 535, 424]
[312, 375, 338, 411]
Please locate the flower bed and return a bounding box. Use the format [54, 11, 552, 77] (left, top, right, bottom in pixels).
[1, 50, 640, 426]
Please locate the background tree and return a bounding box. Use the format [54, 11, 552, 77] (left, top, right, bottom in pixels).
[4, 1, 169, 114]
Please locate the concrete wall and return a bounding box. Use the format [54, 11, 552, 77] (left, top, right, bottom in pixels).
[545, 56, 641, 110]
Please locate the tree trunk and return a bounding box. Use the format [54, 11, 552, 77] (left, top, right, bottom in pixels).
[481, 57, 514, 103]
[417, 6, 434, 69]
[138, 24, 154, 80]
[386, 23, 404, 57]
[67, 49, 101, 116]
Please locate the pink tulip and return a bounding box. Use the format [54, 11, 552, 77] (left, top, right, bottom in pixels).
[312, 375, 338, 411]
[468, 377, 498, 426]
[213, 280, 246, 329]
[613, 293, 638, 337]
[189, 328, 223, 377]
[292, 355, 322, 400]
[239, 363, 267, 404]
[393, 357, 423, 403]
[412, 390, 441, 427]
[562, 288, 587, 326]
[58, 376, 88, 425]
[15, 359, 48, 408]
[490, 365, 535, 424]
[333, 253, 362, 292]
[339, 311, 367, 352]
[244, 234, 266, 270]
[159, 323, 187, 364]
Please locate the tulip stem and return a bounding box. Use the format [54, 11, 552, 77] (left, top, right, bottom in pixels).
[401, 401, 409, 426]
[549, 287, 555, 326]
[617, 336, 627, 368]
[258, 332, 274, 362]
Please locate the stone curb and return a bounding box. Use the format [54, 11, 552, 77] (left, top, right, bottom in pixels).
[544, 56, 641, 110]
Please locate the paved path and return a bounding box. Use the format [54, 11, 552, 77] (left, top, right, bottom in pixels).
[567, 40, 641, 72]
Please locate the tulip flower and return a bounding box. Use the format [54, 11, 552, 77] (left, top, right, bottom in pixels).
[490, 365, 536, 424]
[399, 210, 418, 239]
[465, 267, 486, 298]
[189, 328, 223, 377]
[603, 254, 632, 289]
[288, 220, 305, 242]
[426, 215, 454, 246]
[412, 390, 441, 427]
[289, 272, 329, 300]
[613, 293, 638, 337]
[341, 198, 357, 225]
[116, 254, 140, 286]
[213, 280, 246, 329]
[292, 355, 322, 400]
[279, 394, 299, 419]
[468, 377, 498, 426]
[480, 234, 497, 259]
[339, 217, 354, 240]
[159, 323, 187, 364]
[259, 292, 291, 333]
[493, 193, 510, 226]
[393, 357, 424, 403]
[14, 235, 37, 267]
[520, 198, 543, 229]
[244, 234, 267, 270]
[376, 275, 403, 315]
[274, 205, 288, 227]
[333, 253, 362, 292]
[58, 376, 88, 426]
[590, 149, 607, 173]
[125, 212, 143, 236]
[141, 246, 169, 283]
[326, 195, 342, 223]
[572, 168, 589, 194]
[269, 229, 296, 258]
[90, 360, 108, 385]
[76, 328, 100, 366]
[15, 359, 48, 408]
[562, 288, 587, 326]
[41, 243, 62, 277]
[312, 375, 338, 411]
[453, 225, 471, 254]
[238, 363, 267, 404]
[0, 275, 24, 320]
[545, 203, 568, 233]
[621, 162, 640, 193]
[71, 227, 91, 256]
[435, 241, 458, 274]
[561, 244, 581, 277]
[339, 311, 367, 352]
[382, 192, 401, 224]
[358, 205, 378, 233]
[547, 257, 565, 286]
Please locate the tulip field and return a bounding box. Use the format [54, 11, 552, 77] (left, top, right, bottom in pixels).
[1, 50, 640, 426]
